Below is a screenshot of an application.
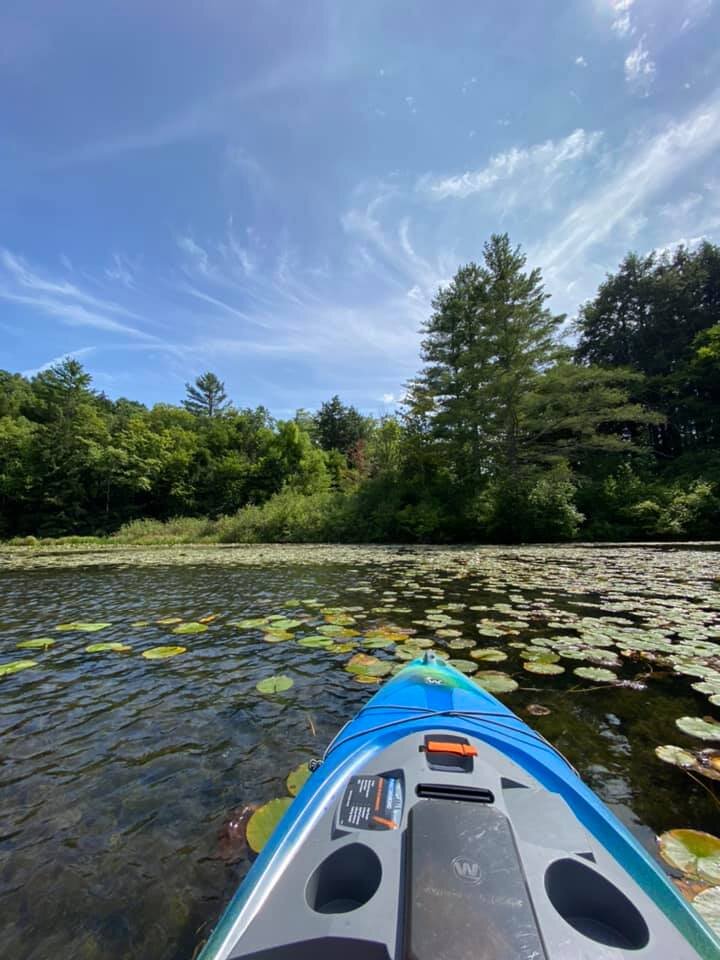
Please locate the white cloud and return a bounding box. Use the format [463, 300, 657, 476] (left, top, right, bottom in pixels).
[659, 193, 703, 219]
[611, 0, 636, 36]
[22, 347, 96, 378]
[0, 249, 155, 338]
[405, 95, 417, 114]
[575, 55, 588, 67]
[105, 253, 137, 288]
[534, 91, 720, 282]
[625, 37, 656, 92]
[381, 393, 397, 403]
[421, 129, 602, 200]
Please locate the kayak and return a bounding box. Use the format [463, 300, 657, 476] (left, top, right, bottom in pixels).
[197, 653, 720, 959]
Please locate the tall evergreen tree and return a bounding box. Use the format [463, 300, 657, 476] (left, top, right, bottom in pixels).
[407, 234, 564, 487]
[183, 372, 229, 418]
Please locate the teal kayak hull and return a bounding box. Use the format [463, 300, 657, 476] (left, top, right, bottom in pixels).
[199, 656, 720, 960]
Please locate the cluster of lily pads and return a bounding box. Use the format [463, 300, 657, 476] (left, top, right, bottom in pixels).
[658, 828, 720, 935]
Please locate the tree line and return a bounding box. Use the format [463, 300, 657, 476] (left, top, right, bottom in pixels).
[1, 234, 718, 543]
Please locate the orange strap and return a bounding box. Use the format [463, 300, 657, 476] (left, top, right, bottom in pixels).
[426, 740, 477, 757]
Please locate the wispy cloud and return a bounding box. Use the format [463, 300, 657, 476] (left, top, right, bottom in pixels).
[610, 0, 636, 37]
[575, 55, 588, 67]
[105, 253, 138, 289]
[420, 129, 602, 201]
[534, 90, 720, 282]
[0, 249, 153, 338]
[625, 37, 656, 93]
[22, 346, 96, 378]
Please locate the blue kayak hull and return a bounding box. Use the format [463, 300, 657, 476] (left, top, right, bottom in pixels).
[199, 657, 720, 960]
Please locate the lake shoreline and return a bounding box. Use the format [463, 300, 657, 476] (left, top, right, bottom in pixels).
[2, 540, 719, 570]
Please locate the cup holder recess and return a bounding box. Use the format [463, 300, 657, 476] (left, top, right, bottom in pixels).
[306, 843, 382, 914]
[545, 858, 650, 950]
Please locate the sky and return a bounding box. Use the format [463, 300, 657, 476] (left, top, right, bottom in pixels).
[2, 0, 720, 416]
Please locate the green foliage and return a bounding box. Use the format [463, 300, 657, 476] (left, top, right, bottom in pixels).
[2, 236, 720, 544]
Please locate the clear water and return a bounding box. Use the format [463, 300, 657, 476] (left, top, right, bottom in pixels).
[1, 546, 718, 959]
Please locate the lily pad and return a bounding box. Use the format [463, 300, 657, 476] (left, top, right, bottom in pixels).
[297, 635, 335, 648]
[655, 745, 697, 769]
[256, 674, 294, 694]
[446, 658, 478, 675]
[231, 618, 270, 629]
[573, 667, 617, 683]
[346, 653, 392, 678]
[692, 887, 720, 936]
[286, 762, 311, 796]
[16, 638, 55, 650]
[85, 642, 132, 653]
[523, 661, 565, 675]
[156, 617, 183, 625]
[263, 631, 294, 643]
[0, 660, 37, 678]
[270, 619, 303, 631]
[246, 797, 294, 854]
[56, 622, 111, 633]
[473, 671, 519, 694]
[131, 620, 151, 628]
[470, 648, 507, 663]
[676, 717, 720, 741]
[141, 646, 186, 659]
[171, 622, 208, 635]
[659, 830, 720, 883]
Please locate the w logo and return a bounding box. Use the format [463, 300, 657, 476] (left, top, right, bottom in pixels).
[452, 856, 482, 884]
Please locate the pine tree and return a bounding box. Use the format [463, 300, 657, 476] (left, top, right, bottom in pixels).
[183, 372, 229, 418]
[408, 234, 564, 487]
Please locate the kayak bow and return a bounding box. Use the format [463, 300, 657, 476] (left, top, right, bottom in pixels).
[198, 654, 720, 960]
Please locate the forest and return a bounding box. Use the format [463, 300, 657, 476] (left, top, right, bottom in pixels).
[1, 234, 718, 544]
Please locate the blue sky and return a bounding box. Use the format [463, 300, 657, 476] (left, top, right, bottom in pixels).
[2, 0, 719, 415]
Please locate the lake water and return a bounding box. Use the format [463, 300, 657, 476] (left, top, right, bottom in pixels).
[1, 544, 719, 959]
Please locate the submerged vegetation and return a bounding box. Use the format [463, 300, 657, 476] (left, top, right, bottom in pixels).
[2, 236, 719, 544]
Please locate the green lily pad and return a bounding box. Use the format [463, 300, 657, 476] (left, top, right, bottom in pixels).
[256, 674, 294, 694]
[231, 618, 270, 629]
[692, 887, 720, 936]
[131, 620, 151, 628]
[286, 762, 311, 796]
[56, 622, 111, 633]
[473, 671, 519, 694]
[171, 622, 208, 635]
[659, 830, 720, 883]
[470, 648, 507, 663]
[329, 642, 356, 653]
[446, 658, 478, 674]
[85, 642, 132, 653]
[346, 653, 392, 678]
[141, 645, 186, 659]
[246, 797, 294, 854]
[573, 667, 617, 683]
[297, 635, 335, 648]
[676, 717, 720, 741]
[655, 745, 697, 769]
[270, 619, 303, 631]
[156, 617, 183, 625]
[0, 659, 37, 678]
[523, 661, 565, 675]
[16, 638, 55, 650]
[263, 631, 294, 643]
[362, 637, 396, 649]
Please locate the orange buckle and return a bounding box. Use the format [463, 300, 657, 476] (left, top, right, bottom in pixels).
[426, 740, 477, 757]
